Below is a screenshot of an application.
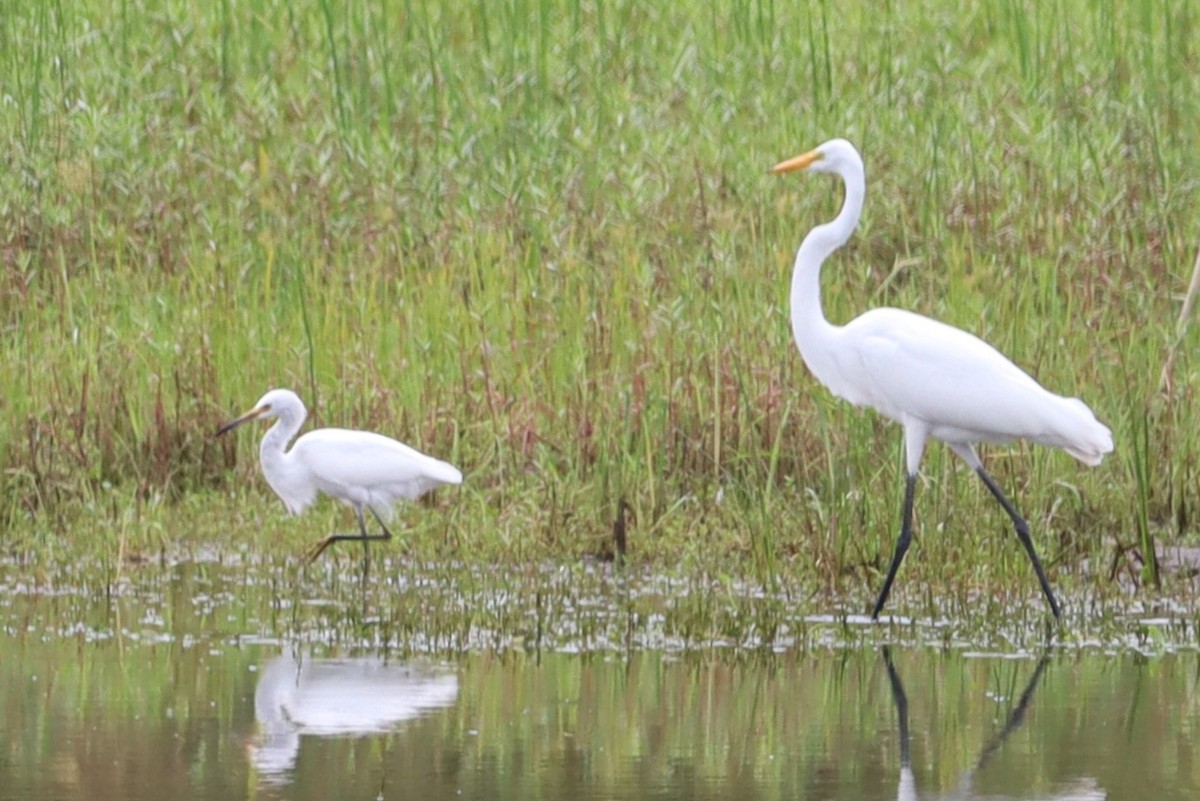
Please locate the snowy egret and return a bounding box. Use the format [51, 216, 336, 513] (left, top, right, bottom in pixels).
[771, 139, 1113, 620]
[215, 388, 463, 563]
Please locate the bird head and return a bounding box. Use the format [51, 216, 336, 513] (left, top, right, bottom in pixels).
[770, 138, 862, 177]
[215, 388, 306, 437]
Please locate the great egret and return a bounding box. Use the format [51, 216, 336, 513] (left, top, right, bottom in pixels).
[771, 139, 1113, 620]
[216, 388, 463, 563]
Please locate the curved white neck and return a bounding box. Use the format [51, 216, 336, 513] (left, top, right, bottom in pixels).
[254, 401, 319, 515]
[258, 408, 305, 475]
[790, 167, 865, 351]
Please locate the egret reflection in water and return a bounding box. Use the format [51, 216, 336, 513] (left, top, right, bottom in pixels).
[249, 650, 459, 779]
[883, 649, 1106, 801]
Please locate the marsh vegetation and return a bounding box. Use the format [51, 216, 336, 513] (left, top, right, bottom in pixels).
[2, 0, 1198, 622]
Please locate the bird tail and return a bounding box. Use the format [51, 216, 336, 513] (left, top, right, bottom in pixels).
[431, 460, 464, 485]
[1056, 397, 1113, 467]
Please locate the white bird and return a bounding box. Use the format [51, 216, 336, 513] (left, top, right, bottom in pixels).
[216, 388, 463, 563]
[771, 139, 1113, 620]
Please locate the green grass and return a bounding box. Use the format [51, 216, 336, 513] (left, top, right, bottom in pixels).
[2, 0, 1198, 615]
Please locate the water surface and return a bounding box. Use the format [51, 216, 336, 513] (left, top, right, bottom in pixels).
[0, 558, 1195, 799]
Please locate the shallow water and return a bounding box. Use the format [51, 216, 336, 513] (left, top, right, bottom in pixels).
[0, 558, 1197, 799]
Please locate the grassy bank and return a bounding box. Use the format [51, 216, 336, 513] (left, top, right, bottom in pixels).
[2, 0, 1197, 614]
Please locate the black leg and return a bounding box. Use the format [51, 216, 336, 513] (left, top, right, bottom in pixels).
[872, 473, 917, 620]
[304, 507, 394, 565]
[975, 467, 1062, 620]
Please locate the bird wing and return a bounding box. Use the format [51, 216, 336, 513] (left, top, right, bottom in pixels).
[291, 429, 462, 507]
[838, 308, 1072, 443]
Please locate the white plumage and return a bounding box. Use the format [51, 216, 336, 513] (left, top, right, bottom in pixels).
[772, 138, 1112, 619]
[820, 307, 1110, 466]
[217, 388, 462, 562]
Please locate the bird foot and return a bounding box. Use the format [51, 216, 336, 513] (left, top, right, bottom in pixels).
[303, 536, 337, 565]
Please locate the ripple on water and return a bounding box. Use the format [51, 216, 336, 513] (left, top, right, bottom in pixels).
[0, 557, 1196, 655]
